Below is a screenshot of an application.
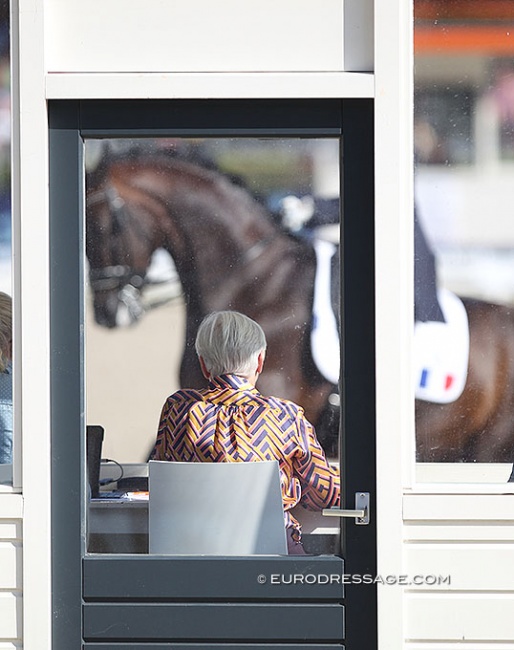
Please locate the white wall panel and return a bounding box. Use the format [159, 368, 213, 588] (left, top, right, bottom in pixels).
[45, 0, 346, 73]
[405, 523, 514, 542]
[406, 544, 514, 591]
[406, 594, 514, 642]
[0, 593, 22, 641]
[373, 0, 413, 646]
[0, 502, 22, 646]
[0, 497, 22, 520]
[17, 0, 53, 648]
[0, 521, 21, 541]
[408, 641, 514, 650]
[404, 494, 514, 521]
[403, 494, 514, 644]
[0, 542, 22, 590]
[45, 71, 374, 100]
[344, 0, 374, 71]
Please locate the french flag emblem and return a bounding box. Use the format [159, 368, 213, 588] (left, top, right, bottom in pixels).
[415, 289, 469, 404]
[419, 368, 455, 392]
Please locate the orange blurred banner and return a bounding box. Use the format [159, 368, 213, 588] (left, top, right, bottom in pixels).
[415, 25, 514, 54]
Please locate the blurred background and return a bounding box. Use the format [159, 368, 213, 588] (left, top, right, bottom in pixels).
[414, 0, 514, 305]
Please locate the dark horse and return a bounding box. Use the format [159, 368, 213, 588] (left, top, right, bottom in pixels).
[86, 151, 514, 463]
[416, 297, 514, 462]
[86, 152, 339, 452]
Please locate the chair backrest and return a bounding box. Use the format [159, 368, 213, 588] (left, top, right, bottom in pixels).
[148, 460, 287, 555]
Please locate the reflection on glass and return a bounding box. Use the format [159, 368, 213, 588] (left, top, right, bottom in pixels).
[414, 2, 514, 479]
[0, 1, 9, 288]
[0, 1, 11, 486]
[85, 137, 341, 553]
[0, 290, 11, 465]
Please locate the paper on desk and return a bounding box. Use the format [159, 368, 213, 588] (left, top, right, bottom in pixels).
[123, 491, 149, 500]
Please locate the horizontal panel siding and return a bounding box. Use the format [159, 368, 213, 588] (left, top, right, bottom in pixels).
[0, 522, 21, 541]
[0, 594, 22, 641]
[0, 543, 22, 589]
[82, 643, 342, 650]
[403, 494, 514, 521]
[0, 496, 22, 520]
[406, 594, 514, 642]
[84, 603, 344, 642]
[83, 556, 345, 601]
[0, 502, 22, 645]
[404, 523, 514, 542]
[406, 644, 514, 650]
[403, 493, 514, 644]
[406, 544, 514, 591]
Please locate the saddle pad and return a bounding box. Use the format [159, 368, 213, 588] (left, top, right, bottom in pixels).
[414, 287, 469, 404]
[311, 239, 340, 385]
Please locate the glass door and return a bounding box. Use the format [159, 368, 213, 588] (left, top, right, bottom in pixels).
[49, 99, 376, 649]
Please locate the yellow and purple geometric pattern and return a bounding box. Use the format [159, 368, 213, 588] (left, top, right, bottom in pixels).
[151, 374, 340, 534]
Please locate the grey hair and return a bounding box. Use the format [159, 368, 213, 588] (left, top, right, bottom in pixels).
[0, 292, 12, 373]
[195, 311, 266, 377]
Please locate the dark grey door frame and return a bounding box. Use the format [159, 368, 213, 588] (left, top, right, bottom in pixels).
[49, 99, 376, 649]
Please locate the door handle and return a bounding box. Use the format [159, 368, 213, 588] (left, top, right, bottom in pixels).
[322, 492, 370, 525]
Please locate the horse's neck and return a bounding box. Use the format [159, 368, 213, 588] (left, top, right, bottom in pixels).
[156, 173, 279, 288]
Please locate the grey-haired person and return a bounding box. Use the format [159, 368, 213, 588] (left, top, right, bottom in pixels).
[151, 310, 340, 554]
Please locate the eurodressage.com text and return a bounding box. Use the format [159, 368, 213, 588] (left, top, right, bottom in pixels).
[257, 574, 451, 586]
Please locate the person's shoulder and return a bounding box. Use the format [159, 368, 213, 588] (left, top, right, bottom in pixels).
[264, 393, 305, 418]
[165, 388, 205, 405]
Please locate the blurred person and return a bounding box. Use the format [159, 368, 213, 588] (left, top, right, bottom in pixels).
[414, 206, 444, 323]
[0, 291, 11, 464]
[151, 310, 340, 554]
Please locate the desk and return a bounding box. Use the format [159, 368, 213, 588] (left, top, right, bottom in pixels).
[90, 462, 339, 554]
[89, 499, 149, 553]
[88, 498, 339, 555]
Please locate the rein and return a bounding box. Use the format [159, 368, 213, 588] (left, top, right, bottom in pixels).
[242, 235, 276, 264]
[88, 264, 145, 292]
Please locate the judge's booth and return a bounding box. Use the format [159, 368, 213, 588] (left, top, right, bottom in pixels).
[3, 2, 514, 650]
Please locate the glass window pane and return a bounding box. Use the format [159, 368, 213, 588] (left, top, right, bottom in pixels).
[414, 1, 514, 482]
[0, 0, 12, 486]
[85, 137, 341, 553]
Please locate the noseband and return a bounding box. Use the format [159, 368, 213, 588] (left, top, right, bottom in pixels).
[88, 264, 145, 293]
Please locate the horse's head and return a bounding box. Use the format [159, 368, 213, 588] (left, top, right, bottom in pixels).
[86, 180, 153, 328]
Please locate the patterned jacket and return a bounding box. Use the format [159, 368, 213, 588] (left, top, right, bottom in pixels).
[151, 373, 340, 535]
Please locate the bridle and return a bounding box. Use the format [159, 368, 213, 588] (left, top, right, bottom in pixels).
[87, 185, 148, 295]
[87, 179, 280, 307]
[86, 184, 153, 324]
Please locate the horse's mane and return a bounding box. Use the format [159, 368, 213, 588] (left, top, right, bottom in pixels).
[87, 142, 257, 203]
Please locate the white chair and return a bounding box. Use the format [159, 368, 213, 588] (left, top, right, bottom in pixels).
[148, 459, 287, 555]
